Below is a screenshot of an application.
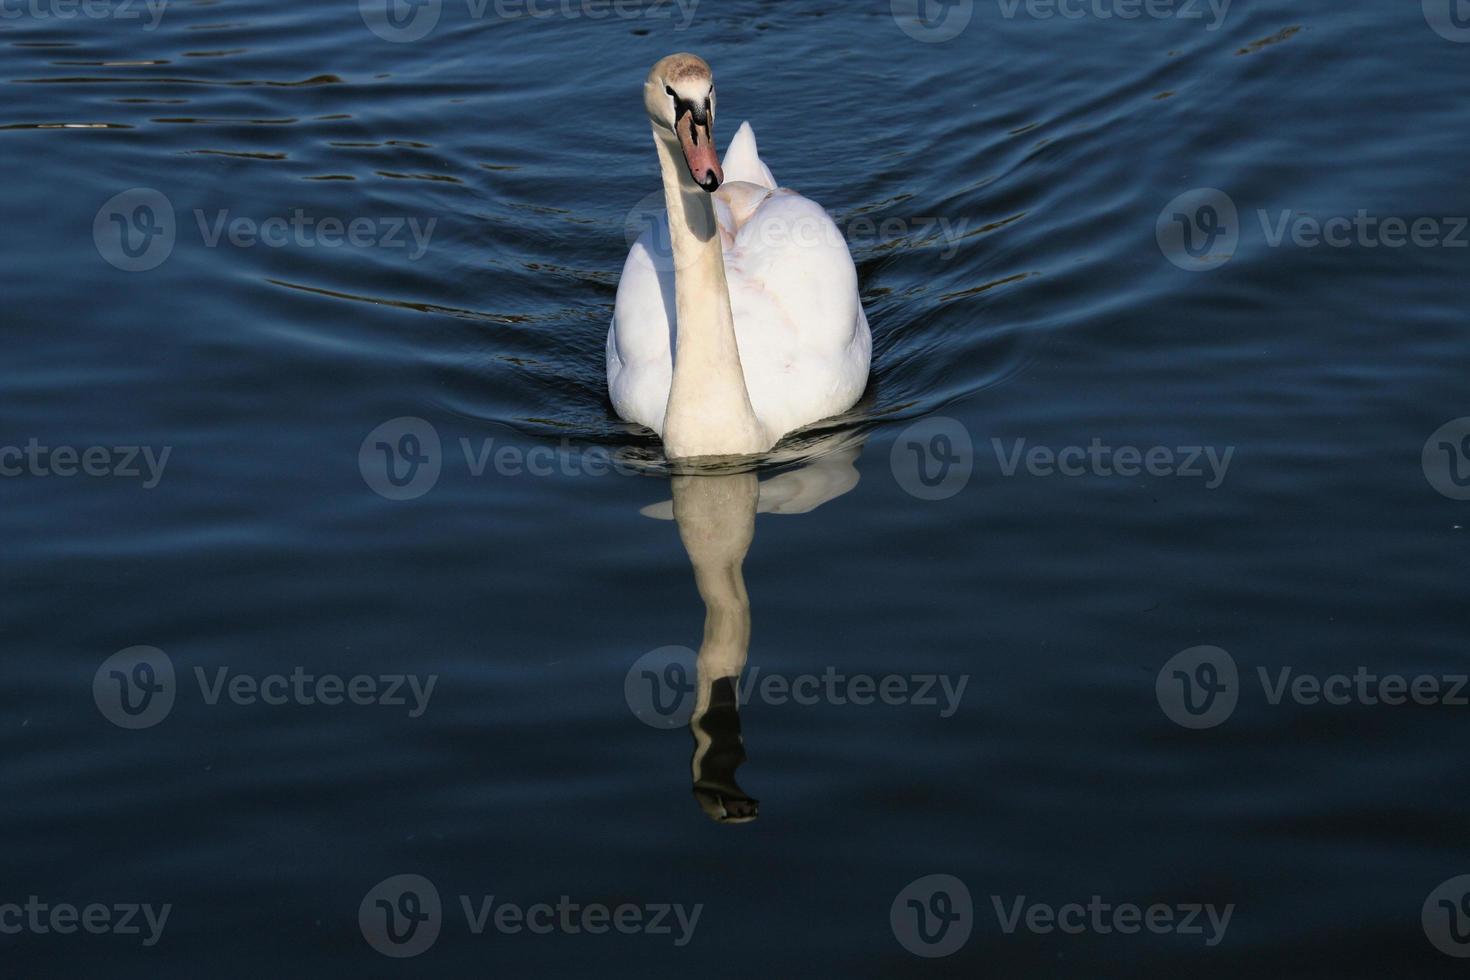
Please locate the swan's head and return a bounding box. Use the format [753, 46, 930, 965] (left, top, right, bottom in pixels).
[645, 53, 722, 193]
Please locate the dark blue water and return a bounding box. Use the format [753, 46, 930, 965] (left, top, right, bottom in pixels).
[3, 0, 1469, 975]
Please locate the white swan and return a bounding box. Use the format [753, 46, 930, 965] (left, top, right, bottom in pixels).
[607, 53, 871, 460]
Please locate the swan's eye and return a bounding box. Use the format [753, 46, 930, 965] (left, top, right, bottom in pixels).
[665, 85, 676, 97]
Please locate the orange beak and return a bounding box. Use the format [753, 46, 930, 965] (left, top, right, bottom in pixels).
[676, 110, 722, 193]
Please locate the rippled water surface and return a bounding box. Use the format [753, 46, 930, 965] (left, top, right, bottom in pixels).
[3, 1, 1469, 975]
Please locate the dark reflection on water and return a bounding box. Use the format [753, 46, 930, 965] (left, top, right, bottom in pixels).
[2, 1, 1469, 976]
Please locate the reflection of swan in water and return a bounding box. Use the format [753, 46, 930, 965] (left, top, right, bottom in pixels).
[642, 434, 864, 823]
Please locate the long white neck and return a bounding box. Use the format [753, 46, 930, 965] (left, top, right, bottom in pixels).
[654, 128, 769, 459]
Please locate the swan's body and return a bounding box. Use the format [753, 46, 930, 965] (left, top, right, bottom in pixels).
[607, 55, 871, 460]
